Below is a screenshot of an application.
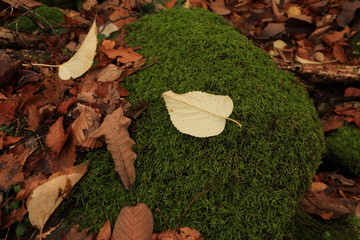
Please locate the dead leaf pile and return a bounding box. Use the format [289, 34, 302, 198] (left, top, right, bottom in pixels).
[0, 0, 148, 236]
[301, 172, 360, 220]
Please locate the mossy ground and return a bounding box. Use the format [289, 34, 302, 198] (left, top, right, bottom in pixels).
[6, 5, 64, 34]
[66, 7, 325, 239]
[326, 125, 360, 176]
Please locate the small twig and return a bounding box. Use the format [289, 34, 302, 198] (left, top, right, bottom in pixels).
[176, 185, 216, 230]
[156, 208, 172, 230]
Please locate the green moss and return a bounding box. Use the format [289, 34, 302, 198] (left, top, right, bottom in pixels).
[327, 125, 360, 176]
[6, 5, 64, 34]
[68, 8, 325, 239]
[292, 211, 360, 240]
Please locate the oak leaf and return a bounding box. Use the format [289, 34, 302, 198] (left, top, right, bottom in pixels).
[26, 163, 88, 232]
[111, 203, 153, 240]
[162, 90, 241, 138]
[58, 20, 98, 80]
[90, 107, 136, 189]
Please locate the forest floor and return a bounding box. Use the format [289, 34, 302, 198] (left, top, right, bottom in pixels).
[0, 0, 360, 239]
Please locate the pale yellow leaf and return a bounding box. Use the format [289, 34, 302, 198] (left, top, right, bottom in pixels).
[26, 163, 88, 231]
[111, 203, 153, 240]
[162, 90, 241, 138]
[59, 20, 98, 80]
[100, 23, 120, 38]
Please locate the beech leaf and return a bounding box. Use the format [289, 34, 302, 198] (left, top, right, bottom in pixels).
[111, 203, 153, 240]
[58, 20, 98, 80]
[26, 163, 87, 232]
[90, 107, 136, 189]
[162, 90, 241, 137]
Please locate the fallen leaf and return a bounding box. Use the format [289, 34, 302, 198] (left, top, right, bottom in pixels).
[111, 203, 153, 240]
[209, 0, 231, 15]
[0, 100, 17, 125]
[179, 227, 203, 240]
[333, 43, 347, 63]
[14, 173, 47, 201]
[162, 90, 241, 137]
[97, 220, 111, 240]
[0, 149, 32, 192]
[28, 105, 40, 131]
[64, 225, 94, 240]
[26, 163, 88, 232]
[97, 64, 123, 82]
[58, 96, 77, 113]
[71, 106, 101, 145]
[0, 200, 27, 229]
[345, 87, 360, 97]
[46, 117, 67, 156]
[1, 0, 42, 8]
[90, 107, 136, 189]
[100, 23, 120, 38]
[58, 20, 98, 80]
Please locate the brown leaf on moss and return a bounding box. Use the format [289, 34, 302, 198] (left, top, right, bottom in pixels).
[28, 104, 40, 131]
[90, 107, 136, 189]
[0, 149, 32, 192]
[46, 117, 67, 156]
[97, 220, 111, 240]
[64, 225, 94, 240]
[111, 203, 153, 240]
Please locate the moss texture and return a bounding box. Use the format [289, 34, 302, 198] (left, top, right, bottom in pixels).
[6, 5, 64, 34]
[69, 7, 325, 239]
[292, 211, 360, 240]
[327, 125, 360, 176]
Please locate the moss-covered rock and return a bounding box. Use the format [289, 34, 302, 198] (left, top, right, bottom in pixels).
[327, 125, 360, 176]
[69, 7, 325, 239]
[6, 5, 64, 34]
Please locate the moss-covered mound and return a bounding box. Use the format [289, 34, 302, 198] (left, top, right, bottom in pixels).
[327, 125, 360, 176]
[69, 7, 325, 239]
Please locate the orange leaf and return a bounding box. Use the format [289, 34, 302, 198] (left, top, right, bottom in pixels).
[64, 225, 94, 240]
[90, 107, 136, 189]
[97, 220, 111, 240]
[344, 87, 360, 97]
[166, 0, 177, 8]
[333, 43, 347, 63]
[46, 117, 67, 156]
[111, 203, 153, 240]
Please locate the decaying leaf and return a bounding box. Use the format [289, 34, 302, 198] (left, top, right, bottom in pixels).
[0, 149, 32, 192]
[26, 163, 88, 232]
[111, 203, 153, 240]
[58, 20, 98, 80]
[90, 107, 136, 189]
[162, 90, 241, 138]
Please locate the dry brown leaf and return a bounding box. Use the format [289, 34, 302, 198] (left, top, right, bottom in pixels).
[97, 220, 111, 240]
[46, 117, 67, 156]
[26, 163, 88, 232]
[345, 87, 360, 97]
[0, 149, 32, 192]
[97, 64, 123, 82]
[28, 105, 40, 131]
[1, 0, 42, 8]
[0, 100, 17, 125]
[0, 200, 27, 229]
[71, 105, 101, 145]
[14, 173, 47, 201]
[111, 203, 153, 240]
[64, 225, 95, 240]
[179, 227, 204, 240]
[209, 0, 231, 15]
[90, 107, 136, 189]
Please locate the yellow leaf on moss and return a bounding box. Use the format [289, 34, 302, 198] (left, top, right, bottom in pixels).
[162, 90, 241, 138]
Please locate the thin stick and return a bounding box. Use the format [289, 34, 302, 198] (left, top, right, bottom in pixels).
[24, 63, 59, 68]
[176, 185, 216, 230]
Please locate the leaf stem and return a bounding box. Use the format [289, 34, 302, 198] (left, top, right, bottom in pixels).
[226, 117, 242, 128]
